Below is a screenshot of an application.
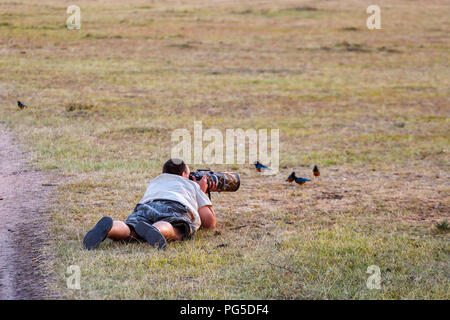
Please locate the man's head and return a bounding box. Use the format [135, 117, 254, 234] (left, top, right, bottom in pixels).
[162, 158, 190, 178]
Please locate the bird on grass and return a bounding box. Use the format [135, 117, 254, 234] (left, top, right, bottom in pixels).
[313, 165, 320, 177]
[17, 101, 28, 109]
[254, 161, 271, 172]
[286, 172, 296, 183]
[286, 172, 311, 185]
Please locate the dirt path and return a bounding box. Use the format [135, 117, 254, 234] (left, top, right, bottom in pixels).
[0, 125, 55, 299]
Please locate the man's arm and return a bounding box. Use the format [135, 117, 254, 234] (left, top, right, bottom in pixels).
[198, 205, 216, 229]
[192, 175, 218, 229]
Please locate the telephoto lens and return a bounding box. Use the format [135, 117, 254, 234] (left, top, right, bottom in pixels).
[189, 170, 240, 193]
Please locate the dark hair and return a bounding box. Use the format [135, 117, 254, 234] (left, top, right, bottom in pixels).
[162, 158, 187, 176]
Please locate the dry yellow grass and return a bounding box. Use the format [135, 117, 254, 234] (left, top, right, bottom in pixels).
[0, 0, 448, 299]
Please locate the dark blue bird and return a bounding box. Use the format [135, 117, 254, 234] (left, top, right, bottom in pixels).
[286, 172, 296, 183]
[254, 161, 271, 172]
[17, 101, 28, 109]
[287, 172, 311, 185]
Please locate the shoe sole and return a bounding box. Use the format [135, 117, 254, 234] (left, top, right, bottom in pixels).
[83, 216, 113, 250]
[135, 221, 167, 250]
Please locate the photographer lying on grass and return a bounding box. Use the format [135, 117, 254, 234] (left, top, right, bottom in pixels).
[83, 158, 217, 250]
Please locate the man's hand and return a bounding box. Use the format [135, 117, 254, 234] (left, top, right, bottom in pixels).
[194, 175, 209, 193]
[209, 179, 218, 192]
[194, 175, 219, 193]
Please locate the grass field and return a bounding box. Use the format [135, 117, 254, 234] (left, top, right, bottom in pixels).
[0, 0, 448, 299]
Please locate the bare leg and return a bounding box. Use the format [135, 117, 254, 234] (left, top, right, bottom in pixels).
[107, 221, 131, 241]
[107, 220, 183, 242]
[153, 221, 184, 241]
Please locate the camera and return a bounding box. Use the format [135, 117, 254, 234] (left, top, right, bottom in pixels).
[189, 169, 240, 198]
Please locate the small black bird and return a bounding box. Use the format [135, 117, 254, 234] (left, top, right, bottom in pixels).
[17, 101, 28, 109]
[287, 172, 296, 183]
[313, 165, 320, 177]
[254, 161, 271, 172]
[286, 172, 311, 185]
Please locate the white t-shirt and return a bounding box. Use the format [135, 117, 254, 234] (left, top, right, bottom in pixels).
[139, 173, 212, 231]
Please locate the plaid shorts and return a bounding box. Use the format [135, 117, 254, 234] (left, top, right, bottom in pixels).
[125, 199, 195, 240]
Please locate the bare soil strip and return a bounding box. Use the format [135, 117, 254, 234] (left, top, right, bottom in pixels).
[0, 125, 55, 299]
